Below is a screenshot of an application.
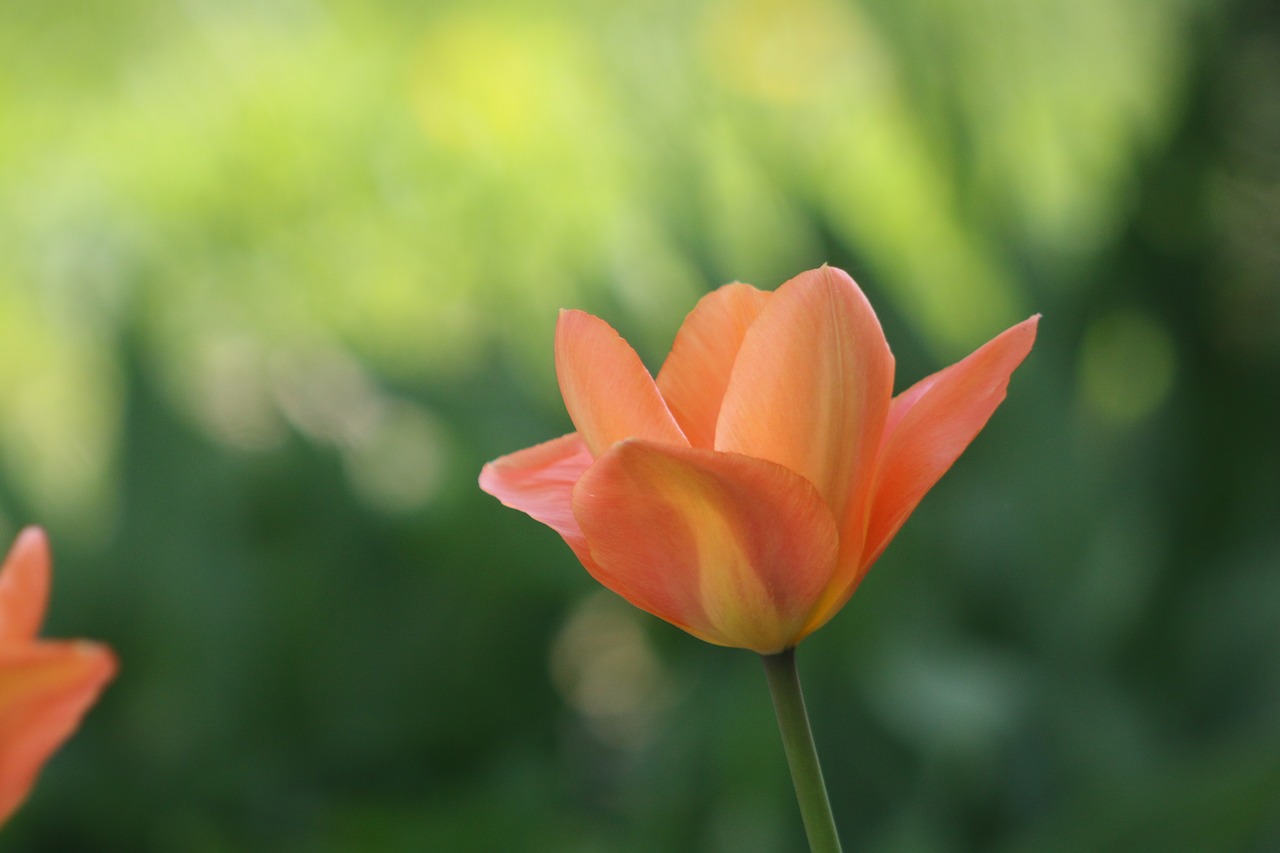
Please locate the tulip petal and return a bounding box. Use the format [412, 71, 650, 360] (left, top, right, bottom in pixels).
[0, 641, 117, 824]
[479, 433, 598, 570]
[715, 266, 894, 543]
[655, 283, 772, 449]
[0, 528, 50, 644]
[572, 440, 839, 653]
[862, 315, 1040, 569]
[555, 309, 687, 458]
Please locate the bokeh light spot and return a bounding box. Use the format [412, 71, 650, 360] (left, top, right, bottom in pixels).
[550, 591, 675, 749]
[1078, 308, 1176, 426]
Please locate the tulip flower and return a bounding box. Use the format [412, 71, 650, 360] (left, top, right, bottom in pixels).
[480, 266, 1037, 654]
[481, 265, 1036, 851]
[0, 527, 117, 826]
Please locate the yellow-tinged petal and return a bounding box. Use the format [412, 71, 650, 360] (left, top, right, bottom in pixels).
[572, 440, 839, 653]
[478, 432, 599, 572]
[655, 283, 772, 449]
[0, 642, 117, 824]
[555, 309, 687, 458]
[715, 265, 894, 538]
[859, 316, 1039, 571]
[0, 528, 50, 644]
[484, 265, 1038, 652]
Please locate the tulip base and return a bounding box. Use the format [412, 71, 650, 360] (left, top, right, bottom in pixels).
[761, 648, 843, 853]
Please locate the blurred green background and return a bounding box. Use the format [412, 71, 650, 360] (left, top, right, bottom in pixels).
[2, 0, 1278, 849]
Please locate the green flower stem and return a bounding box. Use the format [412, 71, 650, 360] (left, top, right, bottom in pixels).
[761, 648, 843, 853]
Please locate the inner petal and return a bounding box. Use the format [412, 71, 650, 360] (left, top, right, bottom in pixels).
[556, 309, 687, 458]
[656, 283, 771, 449]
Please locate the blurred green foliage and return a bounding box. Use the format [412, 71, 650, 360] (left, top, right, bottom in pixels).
[1, 0, 1278, 849]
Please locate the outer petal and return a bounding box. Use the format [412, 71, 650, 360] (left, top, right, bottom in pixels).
[715, 266, 894, 576]
[478, 433, 599, 571]
[0, 641, 117, 825]
[0, 528, 50, 643]
[655, 283, 772, 449]
[572, 440, 839, 653]
[555, 309, 687, 458]
[861, 315, 1040, 569]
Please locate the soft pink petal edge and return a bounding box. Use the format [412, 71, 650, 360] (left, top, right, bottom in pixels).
[478, 432, 599, 572]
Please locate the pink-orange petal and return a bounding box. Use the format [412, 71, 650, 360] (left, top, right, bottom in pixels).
[478, 432, 599, 571]
[862, 315, 1040, 569]
[655, 283, 772, 449]
[715, 265, 894, 537]
[0, 528, 50, 644]
[0, 641, 117, 825]
[555, 309, 687, 458]
[572, 440, 839, 653]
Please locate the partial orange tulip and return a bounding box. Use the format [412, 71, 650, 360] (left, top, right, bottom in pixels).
[481, 266, 1037, 653]
[0, 527, 116, 825]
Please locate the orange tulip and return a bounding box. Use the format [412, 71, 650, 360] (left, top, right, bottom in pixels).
[0, 527, 117, 825]
[481, 266, 1037, 653]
